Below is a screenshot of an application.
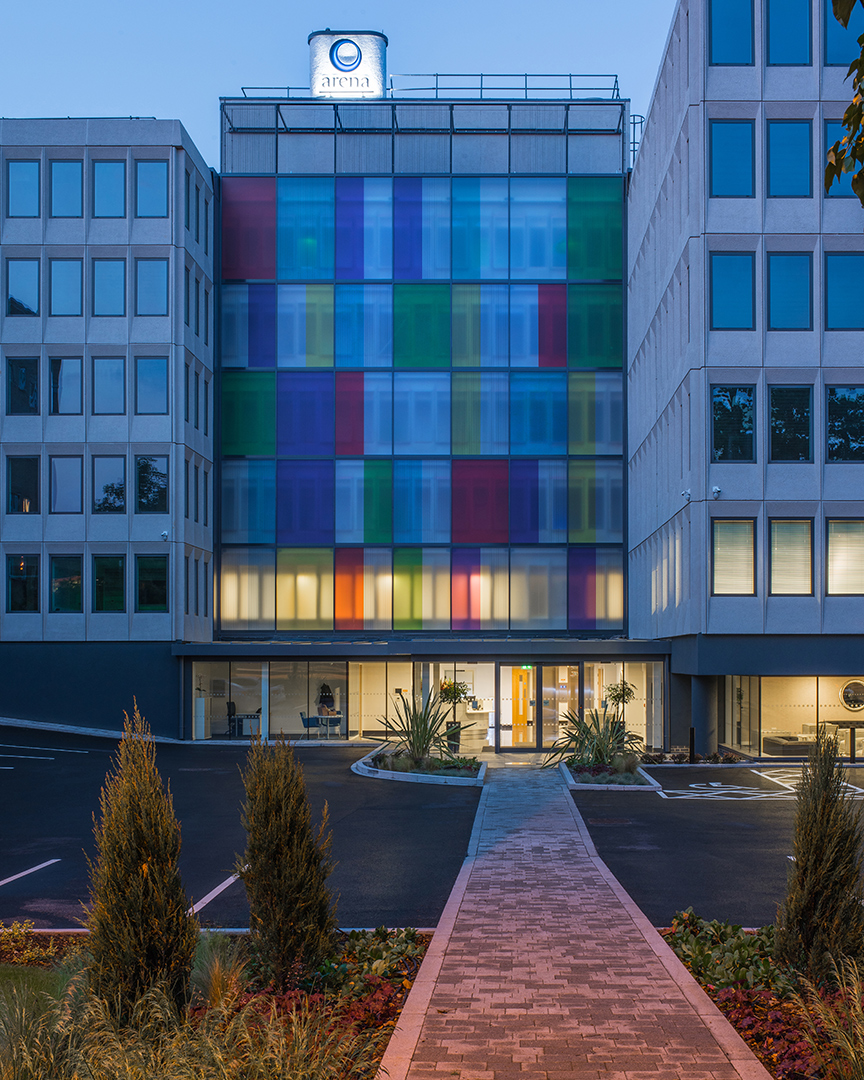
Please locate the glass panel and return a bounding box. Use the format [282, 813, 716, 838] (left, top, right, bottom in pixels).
[567, 178, 623, 281]
[761, 677, 815, 755]
[137, 555, 168, 612]
[827, 520, 864, 594]
[50, 162, 82, 217]
[499, 665, 536, 748]
[7, 260, 40, 315]
[220, 548, 276, 630]
[309, 662, 347, 737]
[335, 372, 393, 455]
[713, 520, 755, 594]
[452, 178, 509, 280]
[770, 520, 812, 594]
[50, 457, 82, 513]
[93, 456, 125, 513]
[221, 372, 275, 456]
[452, 284, 508, 367]
[93, 556, 124, 612]
[723, 675, 760, 756]
[277, 284, 334, 367]
[348, 661, 388, 739]
[568, 461, 624, 543]
[509, 285, 567, 367]
[6, 555, 39, 612]
[709, 122, 754, 197]
[50, 261, 82, 316]
[50, 555, 82, 612]
[392, 549, 450, 630]
[767, 254, 811, 329]
[335, 460, 392, 543]
[710, 254, 754, 329]
[510, 459, 567, 543]
[568, 284, 623, 368]
[394, 177, 450, 280]
[335, 177, 392, 280]
[8, 162, 39, 217]
[393, 284, 450, 368]
[92, 357, 125, 414]
[770, 386, 811, 461]
[277, 372, 334, 455]
[510, 547, 567, 630]
[93, 161, 125, 217]
[818, 676, 864, 757]
[220, 284, 249, 368]
[7, 357, 39, 415]
[334, 549, 392, 630]
[509, 178, 567, 280]
[136, 161, 168, 217]
[451, 460, 509, 543]
[826, 255, 864, 330]
[569, 548, 624, 630]
[451, 372, 508, 454]
[451, 548, 508, 629]
[709, 0, 753, 63]
[276, 460, 334, 544]
[767, 122, 811, 197]
[221, 460, 276, 543]
[135, 455, 168, 513]
[826, 122, 856, 197]
[767, 0, 810, 64]
[277, 177, 334, 280]
[221, 177, 276, 279]
[712, 386, 755, 461]
[334, 284, 392, 367]
[225, 662, 266, 738]
[269, 661, 309, 739]
[826, 0, 864, 64]
[393, 373, 450, 454]
[135, 357, 168, 414]
[541, 665, 580, 748]
[510, 372, 567, 454]
[93, 260, 125, 316]
[393, 460, 450, 542]
[624, 662, 665, 752]
[827, 387, 864, 461]
[7, 458, 39, 513]
[276, 548, 334, 630]
[136, 260, 169, 316]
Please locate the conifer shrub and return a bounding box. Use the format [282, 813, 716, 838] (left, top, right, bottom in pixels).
[86, 701, 198, 1022]
[237, 737, 338, 989]
[775, 729, 864, 983]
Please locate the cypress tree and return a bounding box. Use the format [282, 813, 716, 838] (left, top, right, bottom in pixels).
[237, 737, 338, 989]
[86, 701, 198, 1021]
[775, 729, 864, 983]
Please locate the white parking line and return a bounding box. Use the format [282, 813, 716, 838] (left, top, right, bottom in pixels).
[0, 742, 87, 754]
[0, 859, 61, 889]
[189, 873, 241, 915]
[0, 754, 54, 760]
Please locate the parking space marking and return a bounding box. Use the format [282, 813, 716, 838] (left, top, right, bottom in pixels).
[0, 742, 87, 754]
[753, 767, 864, 795]
[0, 754, 54, 761]
[189, 873, 241, 915]
[657, 783, 798, 801]
[0, 859, 61, 889]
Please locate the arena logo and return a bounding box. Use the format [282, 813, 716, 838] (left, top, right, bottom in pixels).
[319, 75, 371, 89]
[309, 30, 387, 99]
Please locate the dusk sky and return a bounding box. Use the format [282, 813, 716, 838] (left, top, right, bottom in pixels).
[1, 0, 678, 168]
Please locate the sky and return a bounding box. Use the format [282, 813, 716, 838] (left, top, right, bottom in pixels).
[0, 0, 678, 169]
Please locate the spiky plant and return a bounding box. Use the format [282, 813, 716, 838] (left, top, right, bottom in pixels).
[237, 737, 338, 989]
[775, 729, 864, 983]
[542, 705, 644, 768]
[86, 701, 198, 1023]
[384, 691, 473, 766]
[796, 957, 864, 1078]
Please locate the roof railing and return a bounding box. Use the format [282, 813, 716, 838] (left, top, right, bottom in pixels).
[239, 73, 621, 100]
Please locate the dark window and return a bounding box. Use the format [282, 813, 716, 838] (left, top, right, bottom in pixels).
[194, 557, 199, 615]
[204, 200, 210, 253]
[826, 254, 864, 329]
[93, 555, 125, 612]
[194, 371, 200, 429]
[49, 260, 82, 316]
[93, 456, 126, 513]
[137, 555, 168, 612]
[204, 380, 209, 435]
[7, 555, 39, 612]
[767, 121, 812, 197]
[203, 470, 209, 525]
[710, 121, 755, 197]
[92, 357, 125, 415]
[195, 186, 200, 243]
[92, 259, 125, 316]
[825, 121, 857, 198]
[826, 0, 864, 64]
[49, 358, 82, 415]
[7, 259, 39, 316]
[135, 161, 168, 217]
[184, 170, 190, 228]
[204, 289, 210, 345]
[767, 0, 811, 64]
[7, 457, 39, 513]
[135, 259, 169, 316]
[184, 266, 190, 325]
[50, 555, 82, 613]
[7, 358, 39, 415]
[184, 363, 190, 421]
[7, 162, 39, 217]
[767, 253, 812, 329]
[827, 387, 864, 461]
[770, 386, 812, 461]
[195, 279, 200, 335]
[710, 253, 755, 329]
[49, 457, 83, 514]
[50, 161, 82, 217]
[135, 357, 168, 415]
[184, 459, 190, 518]
[709, 0, 754, 64]
[184, 555, 190, 614]
[203, 561, 209, 616]
[712, 386, 755, 461]
[93, 161, 125, 217]
[135, 455, 169, 513]
[194, 464, 199, 522]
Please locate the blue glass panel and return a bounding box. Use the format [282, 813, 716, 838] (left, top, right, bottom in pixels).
[277, 178, 334, 280]
[710, 254, 754, 330]
[826, 254, 864, 330]
[7, 162, 39, 217]
[509, 179, 567, 280]
[393, 373, 451, 455]
[276, 460, 334, 545]
[767, 0, 811, 64]
[335, 284, 392, 367]
[221, 284, 249, 368]
[510, 372, 567, 455]
[710, 122, 754, 197]
[221, 460, 276, 543]
[709, 0, 754, 64]
[276, 372, 334, 455]
[393, 460, 451, 543]
[768, 254, 811, 329]
[826, 0, 864, 64]
[826, 122, 857, 198]
[767, 122, 812, 197]
[451, 178, 509, 280]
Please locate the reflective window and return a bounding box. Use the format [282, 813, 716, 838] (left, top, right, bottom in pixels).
[277, 177, 334, 280]
[452, 284, 508, 367]
[135, 357, 168, 414]
[7, 555, 38, 613]
[709, 122, 754, 197]
[452, 178, 509, 280]
[92, 260, 125, 316]
[50, 555, 82, 613]
[93, 456, 126, 513]
[826, 1, 864, 65]
[49, 260, 82, 316]
[510, 372, 567, 455]
[710, 253, 755, 329]
[767, 0, 811, 64]
[767, 253, 811, 329]
[92, 357, 125, 415]
[333, 284, 389, 368]
[394, 284, 450, 368]
[7, 458, 39, 513]
[712, 386, 755, 462]
[770, 386, 811, 461]
[7, 260, 39, 316]
[6, 357, 39, 415]
[135, 259, 169, 316]
[767, 121, 812, 197]
[827, 521, 864, 594]
[137, 556, 168, 612]
[769, 520, 812, 595]
[393, 373, 451, 454]
[393, 461, 450, 543]
[393, 177, 450, 280]
[7, 161, 39, 217]
[50, 161, 82, 217]
[49, 456, 83, 513]
[135, 455, 169, 513]
[93, 161, 125, 217]
[825, 122, 856, 197]
[222, 460, 276, 543]
[49, 358, 82, 415]
[93, 555, 124, 612]
[509, 178, 567, 280]
[827, 387, 864, 461]
[135, 161, 168, 217]
[826, 254, 864, 329]
[709, 0, 754, 64]
[335, 177, 392, 280]
[712, 520, 756, 595]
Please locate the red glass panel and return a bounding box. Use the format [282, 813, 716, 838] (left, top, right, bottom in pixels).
[451, 460, 509, 543]
[222, 178, 276, 280]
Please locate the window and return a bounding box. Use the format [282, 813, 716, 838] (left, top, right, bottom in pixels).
[50, 161, 82, 217]
[49, 260, 82, 316]
[712, 520, 756, 594]
[135, 357, 168, 414]
[7, 458, 39, 513]
[828, 521, 864, 593]
[826, 0, 864, 65]
[194, 464, 199, 522]
[203, 470, 209, 525]
[49, 457, 83, 513]
[826, 254, 864, 330]
[7, 162, 39, 217]
[767, 121, 812, 197]
[767, 253, 812, 329]
[137, 555, 168, 612]
[204, 199, 209, 253]
[204, 380, 209, 435]
[184, 363, 190, 421]
[135, 161, 168, 217]
[709, 121, 755, 197]
[93, 161, 125, 217]
[770, 386, 812, 461]
[92, 260, 125, 316]
[6, 357, 39, 415]
[195, 186, 200, 243]
[195, 279, 200, 336]
[7, 259, 39, 315]
[92, 357, 125, 414]
[710, 253, 755, 329]
[136, 259, 169, 316]
[770, 520, 812, 594]
[49, 358, 82, 415]
[709, 0, 754, 64]
[712, 386, 755, 461]
[184, 170, 190, 229]
[7, 555, 38, 612]
[203, 561, 209, 616]
[93, 456, 125, 513]
[194, 371, 200, 428]
[50, 555, 82, 612]
[184, 459, 189, 518]
[204, 289, 210, 345]
[825, 122, 856, 197]
[93, 555, 124, 612]
[509, 178, 567, 280]
[827, 387, 864, 461]
[184, 555, 190, 614]
[767, 0, 811, 64]
[184, 266, 190, 325]
[135, 455, 168, 513]
[194, 557, 199, 615]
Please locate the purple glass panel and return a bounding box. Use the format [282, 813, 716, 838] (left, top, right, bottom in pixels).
[394, 177, 423, 280]
[568, 547, 596, 631]
[248, 284, 276, 368]
[451, 461, 509, 543]
[277, 372, 334, 456]
[276, 460, 334, 545]
[335, 178, 364, 280]
[510, 459, 539, 542]
[451, 547, 481, 631]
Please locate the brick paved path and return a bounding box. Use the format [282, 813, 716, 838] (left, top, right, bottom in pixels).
[380, 766, 770, 1080]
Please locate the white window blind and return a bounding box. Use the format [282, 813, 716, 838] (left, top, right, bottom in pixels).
[713, 520, 755, 595]
[770, 520, 811, 594]
[827, 520, 864, 594]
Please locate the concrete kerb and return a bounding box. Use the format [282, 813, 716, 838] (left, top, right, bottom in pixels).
[557, 759, 662, 790]
[351, 743, 487, 786]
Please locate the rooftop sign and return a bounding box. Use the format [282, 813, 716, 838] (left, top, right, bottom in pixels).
[308, 30, 388, 98]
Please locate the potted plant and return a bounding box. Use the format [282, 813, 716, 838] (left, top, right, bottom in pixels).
[440, 678, 471, 752]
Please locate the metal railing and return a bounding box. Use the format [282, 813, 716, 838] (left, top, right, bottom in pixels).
[631, 114, 645, 164]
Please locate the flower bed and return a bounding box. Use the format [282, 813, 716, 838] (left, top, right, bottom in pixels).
[568, 763, 651, 785]
[370, 749, 481, 777]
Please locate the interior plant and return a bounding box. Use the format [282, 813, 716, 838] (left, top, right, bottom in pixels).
[383, 691, 473, 768]
[439, 678, 471, 752]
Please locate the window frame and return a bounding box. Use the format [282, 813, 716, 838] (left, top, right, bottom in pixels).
[49, 258, 83, 317]
[92, 159, 126, 218]
[766, 119, 813, 198]
[709, 120, 756, 198]
[49, 357, 83, 416]
[766, 251, 813, 330]
[134, 454, 169, 514]
[92, 455, 126, 514]
[825, 252, 864, 330]
[92, 554, 126, 613]
[6, 356, 40, 416]
[6, 160, 40, 218]
[6, 258, 40, 316]
[49, 160, 83, 219]
[766, 0, 812, 66]
[135, 258, 169, 317]
[49, 554, 83, 613]
[711, 384, 757, 463]
[6, 554, 39, 613]
[825, 0, 864, 65]
[135, 554, 169, 613]
[91, 356, 126, 416]
[91, 258, 126, 317]
[708, 0, 755, 65]
[711, 518, 757, 596]
[826, 519, 864, 595]
[134, 356, 169, 416]
[709, 252, 756, 331]
[134, 160, 169, 218]
[768, 518, 814, 595]
[826, 386, 864, 462]
[769, 384, 813, 462]
[48, 455, 84, 514]
[6, 456, 40, 514]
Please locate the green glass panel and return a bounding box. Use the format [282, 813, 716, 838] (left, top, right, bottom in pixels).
[93, 555, 124, 613]
[451, 284, 480, 367]
[221, 372, 275, 456]
[363, 460, 392, 543]
[393, 548, 423, 631]
[276, 548, 333, 630]
[567, 178, 623, 281]
[306, 285, 334, 367]
[452, 373, 481, 454]
[569, 372, 597, 455]
[568, 460, 597, 543]
[393, 284, 450, 368]
[568, 284, 623, 368]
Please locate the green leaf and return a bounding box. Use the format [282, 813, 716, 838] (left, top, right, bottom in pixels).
[833, 0, 860, 29]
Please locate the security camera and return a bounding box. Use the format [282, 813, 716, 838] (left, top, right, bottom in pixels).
[712, 486, 721, 500]
[161, 530, 169, 541]
[681, 489, 691, 502]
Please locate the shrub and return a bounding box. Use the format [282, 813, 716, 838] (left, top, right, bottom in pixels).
[384, 692, 473, 766]
[237, 737, 338, 989]
[775, 730, 864, 983]
[86, 702, 198, 1023]
[189, 933, 247, 1010]
[796, 957, 864, 1078]
[543, 705, 643, 768]
[0, 922, 58, 967]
